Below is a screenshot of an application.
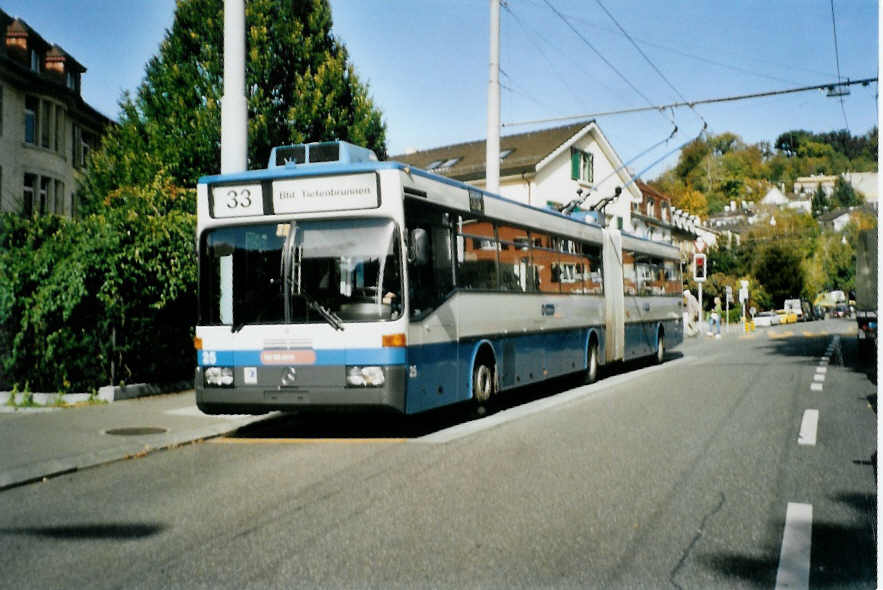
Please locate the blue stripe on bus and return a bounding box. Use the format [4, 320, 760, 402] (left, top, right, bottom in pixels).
[403, 325, 606, 414]
[198, 347, 407, 366]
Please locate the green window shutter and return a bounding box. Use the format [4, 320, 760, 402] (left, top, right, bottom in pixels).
[571, 149, 580, 180]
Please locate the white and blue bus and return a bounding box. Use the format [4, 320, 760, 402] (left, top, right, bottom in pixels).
[194, 141, 683, 415]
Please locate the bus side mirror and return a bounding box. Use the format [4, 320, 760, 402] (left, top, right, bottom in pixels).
[409, 228, 429, 266]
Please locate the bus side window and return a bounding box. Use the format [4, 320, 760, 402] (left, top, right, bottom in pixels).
[582, 243, 603, 295]
[457, 215, 498, 291]
[622, 249, 637, 295]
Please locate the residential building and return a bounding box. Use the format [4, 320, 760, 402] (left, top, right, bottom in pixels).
[629, 180, 711, 270]
[819, 208, 855, 232]
[0, 10, 111, 216]
[818, 205, 875, 233]
[793, 174, 839, 198]
[794, 172, 878, 206]
[391, 121, 641, 233]
[632, 181, 673, 243]
[760, 186, 811, 213]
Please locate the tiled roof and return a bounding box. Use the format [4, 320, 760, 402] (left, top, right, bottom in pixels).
[389, 121, 593, 181]
[635, 180, 672, 203]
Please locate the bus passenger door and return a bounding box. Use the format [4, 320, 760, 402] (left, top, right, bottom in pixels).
[404, 211, 458, 413]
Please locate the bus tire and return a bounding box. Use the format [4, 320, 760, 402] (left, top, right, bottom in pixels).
[583, 339, 598, 385]
[655, 330, 664, 364]
[473, 361, 494, 404]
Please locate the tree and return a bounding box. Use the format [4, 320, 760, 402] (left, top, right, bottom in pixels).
[82, 0, 387, 206]
[830, 177, 862, 209]
[753, 244, 805, 308]
[811, 184, 829, 217]
[674, 186, 708, 216]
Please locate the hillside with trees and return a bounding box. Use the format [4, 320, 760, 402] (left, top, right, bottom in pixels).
[656, 127, 878, 311]
[650, 128, 877, 217]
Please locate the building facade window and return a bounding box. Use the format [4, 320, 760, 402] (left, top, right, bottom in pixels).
[23, 173, 36, 216]
[39, 176, 50, 214]
[30, 49, 41, 73]
[24, 96, 65, 154]
[54, 180, 65, 214]
[72, 124, 95, 168]
[41, 100, 51, 148]
[22, 173, 64, 216]
[25, 96, 38, 144]
[570, 148, 593, 183]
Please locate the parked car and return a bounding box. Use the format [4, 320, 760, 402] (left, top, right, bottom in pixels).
[776, 310, 798, 324]
[801, 300, 816, 321]
[754, 311, 777, 327]
[784, 299, 803, 321]
[833, 304, 849, 318]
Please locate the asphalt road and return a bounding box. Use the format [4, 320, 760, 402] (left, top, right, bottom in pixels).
[0, 319, 875, 589]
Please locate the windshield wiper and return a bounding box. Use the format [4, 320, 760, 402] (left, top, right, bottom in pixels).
[298, 289, 345, 331]
[281, 223, 343, 331]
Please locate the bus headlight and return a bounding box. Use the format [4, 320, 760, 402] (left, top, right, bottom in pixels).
[205, 366, 234, 387]
[346, 365, 385, 387]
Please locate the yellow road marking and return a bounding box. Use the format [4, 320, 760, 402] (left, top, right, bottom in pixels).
[208, 437, 407, 444]
[768, 331, 793, 339]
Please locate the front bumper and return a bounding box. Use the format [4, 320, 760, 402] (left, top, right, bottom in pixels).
[195, 365, 407, 414]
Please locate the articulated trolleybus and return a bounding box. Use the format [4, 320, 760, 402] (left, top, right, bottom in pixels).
[195, 141, 683, 415]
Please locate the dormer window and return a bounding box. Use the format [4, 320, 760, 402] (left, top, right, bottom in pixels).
[428, 157, 460, 170]
[66, 71, 75, 89]
[30, 49, 40, 72]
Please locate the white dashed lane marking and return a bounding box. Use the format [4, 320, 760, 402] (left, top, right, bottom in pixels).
[775, 503, 813, 590]
[798, 410, 819, 446]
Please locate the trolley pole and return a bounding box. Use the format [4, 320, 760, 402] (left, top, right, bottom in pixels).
[221, 0, 247, 174]
[485, 0, 500, 194]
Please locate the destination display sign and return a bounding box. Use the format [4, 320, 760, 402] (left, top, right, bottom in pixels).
[211, 183, 264, 218]
[273, 173, 378, 214]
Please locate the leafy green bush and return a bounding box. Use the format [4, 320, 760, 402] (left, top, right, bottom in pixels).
[0, 173, 195, 392]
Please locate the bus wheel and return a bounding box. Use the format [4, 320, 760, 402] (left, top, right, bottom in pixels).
[583, 339, 598, 385]
[655, 331, 664, 364]
[473, 361, 494, 404]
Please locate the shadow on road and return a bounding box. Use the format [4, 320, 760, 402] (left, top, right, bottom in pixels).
[760, 322, 876, 387]
[0, 522, 167, 540]
[228, 351, 684, 440]
[699, 504, 876, 588]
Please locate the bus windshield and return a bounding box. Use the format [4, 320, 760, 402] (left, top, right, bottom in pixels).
[200, 218, 403, 328]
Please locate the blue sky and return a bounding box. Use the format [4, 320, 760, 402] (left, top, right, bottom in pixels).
[4, 0, 877, 178]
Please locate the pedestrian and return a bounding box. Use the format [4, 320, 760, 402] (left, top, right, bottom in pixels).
[710, 296, 722, 338]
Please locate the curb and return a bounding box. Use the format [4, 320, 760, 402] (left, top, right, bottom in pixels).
[0, 413, 273, 491]
[0, 380, 193, 408]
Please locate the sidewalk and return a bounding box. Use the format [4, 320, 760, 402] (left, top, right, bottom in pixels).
[0, 390, 271, 490]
